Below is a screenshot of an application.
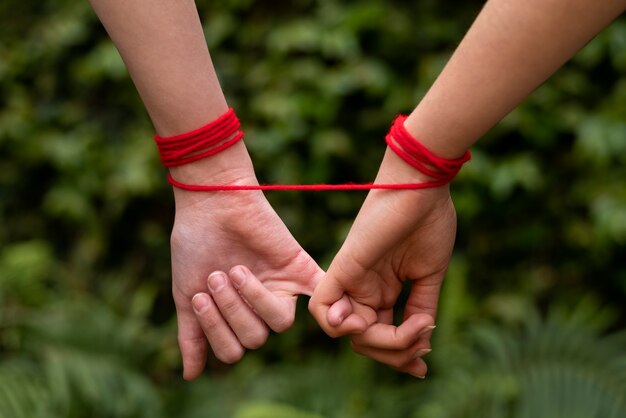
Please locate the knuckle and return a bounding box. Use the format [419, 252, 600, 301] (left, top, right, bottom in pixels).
[394, 333, 413, 350]
[199, 312, 220, 329]
[241, 327, 269, 350]
[216, 345, 245, 364]
[271, 315, 294, 333]
[219, 297, 241, 315]
[178, 334, 206, 348]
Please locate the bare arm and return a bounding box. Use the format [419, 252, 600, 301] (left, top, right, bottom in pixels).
[89, 0, 226, 135]
[310, 0, 626, 376]
[88, 0, 248, 186]
[406, 0, 626, 158]
[89, 0, 324, 380]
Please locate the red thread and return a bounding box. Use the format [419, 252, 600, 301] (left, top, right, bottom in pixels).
[167, 172, 446, 191]
[156, 111, 470, 191]
[385, 115, 471, 184]
[154, 108, 243, 167]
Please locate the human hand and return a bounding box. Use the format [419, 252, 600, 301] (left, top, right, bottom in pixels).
[170, 142, 323, 380]
[309, 147, 457, 377]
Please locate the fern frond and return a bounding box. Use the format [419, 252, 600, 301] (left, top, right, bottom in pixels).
[415, 305, 626, 418]
[0, 359, 57, 418]
[1, 298, 165, 418]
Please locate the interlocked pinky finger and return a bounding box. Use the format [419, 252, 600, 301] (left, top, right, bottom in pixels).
[192, 292, 245, 364]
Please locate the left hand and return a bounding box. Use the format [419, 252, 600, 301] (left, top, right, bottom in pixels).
[170, 143, 324, 380]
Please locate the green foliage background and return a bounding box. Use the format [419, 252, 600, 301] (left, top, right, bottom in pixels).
[1, 0, 626, 417]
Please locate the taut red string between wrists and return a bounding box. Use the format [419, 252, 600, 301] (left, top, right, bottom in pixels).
[153, 110, 470, 191]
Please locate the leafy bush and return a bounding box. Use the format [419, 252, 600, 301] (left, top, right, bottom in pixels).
[1, 0, 625, 416]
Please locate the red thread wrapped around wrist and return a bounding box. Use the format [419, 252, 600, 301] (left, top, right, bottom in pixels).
[154, 108, 243, 167]
[385, 114, 471, 187]
[159, 111, 470, 191]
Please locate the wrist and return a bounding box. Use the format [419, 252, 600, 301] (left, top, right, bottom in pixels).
[170, 141, 259, 203]
[403, 109, 473, 160]
[376, 147, 448, 188]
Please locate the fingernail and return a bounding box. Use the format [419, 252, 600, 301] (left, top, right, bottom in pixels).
[208, 272, 226, 292]
[230, 267, 246, 288]
[415, 348, 432, 358]
[414, 374, 426, 380]
[192, 294, 210, 313]
[418, 325, 437, 336]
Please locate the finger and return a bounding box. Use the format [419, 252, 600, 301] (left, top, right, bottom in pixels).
[206, 271, 270, 349]
[398, 356, 429, 379]
[192, 292, 245, 364]
[351, 338, 432, 371]
[175, 304, 208, 381]
[327, 295, 354, 327]
[309, 278, 371, 337]
[403, 277, 443, 322]
[377, 308, 393, 325]
[351, 314, 435, 350]
[326, 294, 374, 334]
[229, 265, 295, 333]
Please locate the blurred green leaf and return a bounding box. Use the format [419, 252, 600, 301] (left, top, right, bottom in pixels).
[1, 1, 625, 416]
[233, 402, 325, 418]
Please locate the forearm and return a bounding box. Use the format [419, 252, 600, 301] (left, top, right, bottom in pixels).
[405, 0, 626, 158]
[89, 0, 252, 185]
[89, 0, 226, 135]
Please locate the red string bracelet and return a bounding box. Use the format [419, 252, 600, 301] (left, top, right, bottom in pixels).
[155, 110, 470, 191]
[384, 115, 471, 187]
[154, 108, 243, 167]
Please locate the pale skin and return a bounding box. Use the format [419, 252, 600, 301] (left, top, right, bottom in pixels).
[88, 0, 327, 380]
[89, 0, 626, 379]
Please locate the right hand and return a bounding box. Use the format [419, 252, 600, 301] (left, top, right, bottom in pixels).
[309, 148, 457, 377]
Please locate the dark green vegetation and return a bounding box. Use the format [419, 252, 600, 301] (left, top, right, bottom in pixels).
[1, 0, 626, 417]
